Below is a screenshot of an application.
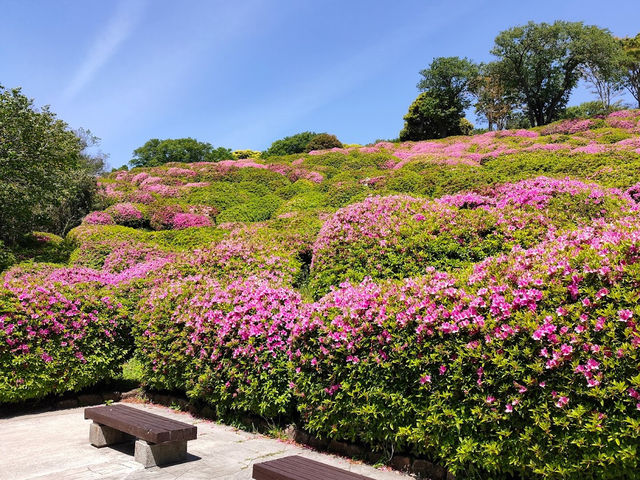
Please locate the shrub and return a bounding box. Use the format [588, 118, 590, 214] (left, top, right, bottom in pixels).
[170, 213, 212, 229]
[0, 281, 133, 403]
[306, 133, 343, 152]
[150, 205, 184, 231]
[83, 211, 115, 225]
[263, 131, 318, 157]
[0, 241, 16, 272]
[135, 278, 303, 417]
[216, 194, 281, 223]
[105, 203, 146, 228]
[294, 217, 640, 478]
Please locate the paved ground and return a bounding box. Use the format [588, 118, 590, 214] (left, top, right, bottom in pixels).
[1, 402, 413, 480]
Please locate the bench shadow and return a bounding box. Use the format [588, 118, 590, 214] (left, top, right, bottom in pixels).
[107, 441, 202, 466]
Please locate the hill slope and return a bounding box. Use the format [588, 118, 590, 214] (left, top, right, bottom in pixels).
[3, 110, 640, 479]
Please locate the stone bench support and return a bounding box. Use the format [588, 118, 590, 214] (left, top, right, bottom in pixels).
[89, 422, 132, 447]
[134, 439, 188, 468]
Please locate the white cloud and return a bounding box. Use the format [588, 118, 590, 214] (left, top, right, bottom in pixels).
[61, 0, 147, 102]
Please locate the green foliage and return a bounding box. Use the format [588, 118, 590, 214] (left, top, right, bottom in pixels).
[0, 241, 16, 272]
[492, 21, 620, 125]
[0, 284, 133, 403]
[306, 133, 343, 151]
[399, 92, 465, 140]
[417, 56, 479, 112]
[130, 138, 233, 167]
[263, 131, 318, 157]
[620, 33, 640, 108]
[216, 194, 281, 223]
[561, 100, 627, 119]
[0, 86, 91, 244]
[401, 56, 479, 141]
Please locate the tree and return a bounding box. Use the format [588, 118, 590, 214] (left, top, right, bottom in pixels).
[305, 133, 343, 151]
[129, 137, 233, 167]
[473, 63, 517, 130]
[0, 86, 91, 244]
[262, 132, 318, 157]
[620, 34, 640, 108]
[491, 21, 620, 126]
[399, 92, 464, 140]
[400, 57, 479, 140]
[417, 56, 479, 111]
[560, 100, 628, 119]
[579, 29, 626, 108]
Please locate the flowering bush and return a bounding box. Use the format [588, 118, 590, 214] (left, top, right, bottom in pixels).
[293, 217, 640, 478]
[135, 278, 304, 417]
[0, 281, 132, 403]
[105, 203, 146, 228]
[83, 211, 115, 225]
[171, 213, 213, 229]
[309, 180, 621, 298]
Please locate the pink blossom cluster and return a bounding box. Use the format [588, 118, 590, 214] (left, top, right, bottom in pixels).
[83, 211, 115, 225]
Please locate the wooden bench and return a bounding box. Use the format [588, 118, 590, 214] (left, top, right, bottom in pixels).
[253, 455, 373, 480]
[84, 404, 197, 468]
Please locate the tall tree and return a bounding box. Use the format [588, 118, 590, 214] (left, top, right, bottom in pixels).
[399, 92, 463, 140]
[620, 34, 640, 108]
[491, 21, 619, 126]
[472, 63, 516, 130]
[400, 57, 478, 140]
[579, 29, 626, 108]
[0, 86, 92, 244]
[130, 137, 233, 167]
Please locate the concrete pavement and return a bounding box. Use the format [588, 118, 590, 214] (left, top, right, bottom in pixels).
[0, 402, 413, 480]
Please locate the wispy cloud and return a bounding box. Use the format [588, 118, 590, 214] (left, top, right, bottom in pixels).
[61, 0, 147, 102]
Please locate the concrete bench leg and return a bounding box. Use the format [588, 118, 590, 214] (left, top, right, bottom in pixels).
[89, 422, 130, 447]
[134, 439, 187, 468]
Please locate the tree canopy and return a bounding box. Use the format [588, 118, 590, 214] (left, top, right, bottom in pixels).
[0, 86, 98, 244]
[491, 21, 620, 126]
[400, 56, 478, 140]
[262, 131, 343, 157]
[130, 137, 233, 167]
[620, 34, 640, 108]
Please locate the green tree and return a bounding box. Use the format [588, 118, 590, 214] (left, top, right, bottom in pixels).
[492, 21, 620, 126]
[417, 56, 479, 111]
[620, 34, 640, 108]
[0, 86, 91, 244]
[399, 92, 463, 140]
[262, 131, 318, 157]
[400, 57, 479, 140]
[129, 137, 233, 167]
[473, 63, 517, 130]
[305, 133, 343, 151]
[579, 29, 626, 108]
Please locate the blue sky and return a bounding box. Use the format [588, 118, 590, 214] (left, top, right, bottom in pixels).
[1, 1, 638, 168]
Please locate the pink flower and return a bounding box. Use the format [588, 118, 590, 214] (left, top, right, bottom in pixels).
[618, 309, 633, 321]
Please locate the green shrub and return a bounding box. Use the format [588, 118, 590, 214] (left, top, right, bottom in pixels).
[294, 219, 640, 478]
[0, 241, 16, 272]
[134, 278, 303, 417]
[306, 133, 343, 151]
[216, 194, 281, 223]
[0, 283, 133, 403]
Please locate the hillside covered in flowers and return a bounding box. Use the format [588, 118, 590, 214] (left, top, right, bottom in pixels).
[4, 110, 640, 479]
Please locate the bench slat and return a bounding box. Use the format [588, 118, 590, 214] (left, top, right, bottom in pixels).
[84, 404, 197, 444]
[253, 455, 373, 480]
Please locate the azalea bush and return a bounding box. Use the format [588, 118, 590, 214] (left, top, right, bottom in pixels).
[134, 278, 303, 417]
[0, 279, 133, 403]
[293, 217, 640, 479]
